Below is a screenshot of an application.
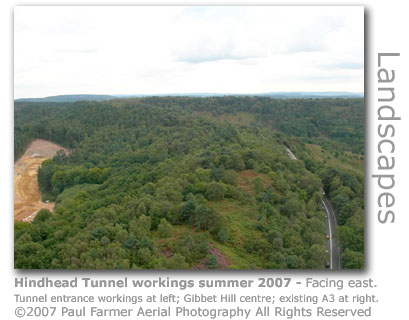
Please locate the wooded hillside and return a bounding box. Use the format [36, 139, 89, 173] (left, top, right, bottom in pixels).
[14, 97, 364, 269]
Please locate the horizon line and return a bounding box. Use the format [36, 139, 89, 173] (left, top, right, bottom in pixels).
[15, 91, 364, 100]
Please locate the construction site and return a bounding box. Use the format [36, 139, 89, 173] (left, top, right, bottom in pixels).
[14, 139, 67, 222]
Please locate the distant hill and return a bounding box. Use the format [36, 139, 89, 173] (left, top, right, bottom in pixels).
[114, 92, 364, 99]
[15, 94, 116, 103]
[255, 92, 364, 99]
[15, 92, 363, 102]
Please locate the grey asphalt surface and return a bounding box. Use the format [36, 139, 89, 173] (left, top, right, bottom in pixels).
[322, 196, 341, 270]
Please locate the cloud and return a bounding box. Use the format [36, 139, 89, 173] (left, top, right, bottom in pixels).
[173, 42, 258, 64]
[175, 54, 249, 64]
[321, 62, 364, 70]
[14, 6, 364, 98]
[56, 48, 99, 54]
[285, 15, 345, 54]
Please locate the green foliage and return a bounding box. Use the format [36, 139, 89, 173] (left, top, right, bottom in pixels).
[319, 164, 364, 268]
[167, 253, 189, 269]
[157, 218, 173, 238]
[172, 232, 209, 264]
[308, 244, 328, 269]
[206, 254, 218, 269]
[253, 177, 265, 195]
[38, 161, 110, 201]
[216, 227, 229, 243]
[33, 209, 52, 223]
[221, 170, 238, 186]
[341, 249, 364, 269]
[14, 96, 363, 269]
[206, 182, 225, 201]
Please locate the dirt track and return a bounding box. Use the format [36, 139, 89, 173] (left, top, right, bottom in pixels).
[14, 139, 67, 222]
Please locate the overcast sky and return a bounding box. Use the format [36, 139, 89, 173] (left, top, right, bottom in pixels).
[14, 6, 364, 98]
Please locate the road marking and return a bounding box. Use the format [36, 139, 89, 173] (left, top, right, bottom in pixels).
[321, 199, 333, 270]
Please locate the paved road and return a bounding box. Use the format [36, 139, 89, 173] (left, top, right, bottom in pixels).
[284, 146, 341, 269]
[321, 196, 342, 270]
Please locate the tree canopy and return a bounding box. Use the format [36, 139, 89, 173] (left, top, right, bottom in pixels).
[14, 96, 364, 269]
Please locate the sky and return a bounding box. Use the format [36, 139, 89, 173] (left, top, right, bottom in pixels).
[14, 6, 364, 99]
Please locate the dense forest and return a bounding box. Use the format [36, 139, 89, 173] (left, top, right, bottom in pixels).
[14, 97, 364, 269]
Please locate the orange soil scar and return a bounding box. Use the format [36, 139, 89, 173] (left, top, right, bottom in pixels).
[14, 139, 68, 222]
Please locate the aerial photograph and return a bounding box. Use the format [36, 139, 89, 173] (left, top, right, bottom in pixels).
[14, 6, 364, 269]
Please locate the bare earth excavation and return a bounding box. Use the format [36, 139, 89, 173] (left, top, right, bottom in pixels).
[14, 139, 67, 222]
